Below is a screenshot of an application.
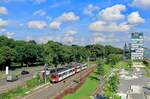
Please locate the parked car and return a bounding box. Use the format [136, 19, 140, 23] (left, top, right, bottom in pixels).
[6, 75, 18, 82]
[21, 70, 29, 75]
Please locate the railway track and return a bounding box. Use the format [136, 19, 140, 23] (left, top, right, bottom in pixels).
[22, 65, 96, 99]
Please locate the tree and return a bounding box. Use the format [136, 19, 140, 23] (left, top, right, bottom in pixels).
[15, 42, 42, 66]
[104, 74, 120, 99]
[104, 45, 123, 57]
[86, 44, 105, 59]
[28, 40, 37, 45]
[0, 35, 123, 69]
[71, 46, 89, 62]
[108, 74, 119, 92]
[43, 45, 54, 66]
[0, 46, 16, 69]
[0, 36, 15, 48]
[107, 54, 123, 66]
[97, 60, 110, 76]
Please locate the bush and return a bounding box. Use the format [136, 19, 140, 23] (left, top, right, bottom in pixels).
[103, 73, 120, 99]
[26, 75, 44, 89]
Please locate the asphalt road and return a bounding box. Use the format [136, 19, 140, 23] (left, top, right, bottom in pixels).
[0, 74, 33, 94]
[0, 67, 44, 94]
[22, 65, 96, 99]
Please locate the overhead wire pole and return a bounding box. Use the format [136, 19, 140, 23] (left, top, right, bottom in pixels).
[88, 57, 90, 67]
[44, 64, 47, 84]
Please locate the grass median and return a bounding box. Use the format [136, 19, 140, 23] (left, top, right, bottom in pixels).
[64, 69, 99, 99]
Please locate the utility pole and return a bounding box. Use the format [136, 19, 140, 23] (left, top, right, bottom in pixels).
[44, 64, 47, 84]
[88, 57, 89, 67]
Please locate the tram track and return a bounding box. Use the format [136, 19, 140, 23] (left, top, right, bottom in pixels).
[23, 65, 96, 99]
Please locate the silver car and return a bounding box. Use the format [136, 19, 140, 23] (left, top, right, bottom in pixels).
[6, 75, 19, 82]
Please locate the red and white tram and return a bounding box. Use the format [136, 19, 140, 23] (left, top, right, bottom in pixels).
[50, 63, 87, 83]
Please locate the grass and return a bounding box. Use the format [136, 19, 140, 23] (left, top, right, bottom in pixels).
[0, 86, 28, 99]
[0, 75, 46, 99]
[115, 60, 132, 71]
[64, 69, 99, 99]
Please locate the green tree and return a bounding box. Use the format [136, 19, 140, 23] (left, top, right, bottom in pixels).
[107, 54, 123, 66]
[86, 44, 105, 59]
[15, 42, 42, 66]
[0, 46, 16, 69]
[104, 45, 123, 57]
[0, 36, 15, 48]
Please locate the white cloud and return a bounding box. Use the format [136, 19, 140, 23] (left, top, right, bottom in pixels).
[92, 33, 119, 44]
[49, 21, 61, 30]
[63, 36, 75, 44]
[127, 11, 145, 25]
[65, 30, 77, 36]
[56, 12, 79, 22]
[119, 22, 131, 31]
[32, 0, 46, 4]
[132, 0, 150, 9]
[4, 32, 15, 38]
[83, 4, 99, 16]
[49, 12, 79, 30]
[89, 21, 131, 32]
[0, 18, 8, 28]
[62, 30, 77, 44]
[99, 4, 126, 21]
[33, 9, 46, 16]
[28, 20, 46, 29]
[0, 6, 8, 15]
[0, 28, 6, 32]
[89, 5, 145, 33]
[26, 36, 33, 41]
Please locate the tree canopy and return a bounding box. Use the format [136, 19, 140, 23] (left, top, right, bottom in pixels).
[0, 36, 123, 69]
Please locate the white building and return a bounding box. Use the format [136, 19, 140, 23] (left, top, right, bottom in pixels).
[131, 32, 144, 60]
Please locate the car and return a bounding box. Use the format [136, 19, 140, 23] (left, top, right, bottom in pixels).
[21, 70, 29, 75]
[6, 75, 19, 82]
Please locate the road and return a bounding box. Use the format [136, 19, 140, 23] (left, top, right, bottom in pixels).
[118, 63, 150, 99]
[22, 65, 96, 99]
[0, 74, 34, 94]
[0, 66, 44, 94]
[118, 68, 150, 93]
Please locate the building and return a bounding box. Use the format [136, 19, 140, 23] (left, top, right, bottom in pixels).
[131, 32, 144, 60]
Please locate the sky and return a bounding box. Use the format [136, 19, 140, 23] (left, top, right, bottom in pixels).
[0, 0, 150, 48]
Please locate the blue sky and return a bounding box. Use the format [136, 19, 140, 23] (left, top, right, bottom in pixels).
[0, 0, 149, 48]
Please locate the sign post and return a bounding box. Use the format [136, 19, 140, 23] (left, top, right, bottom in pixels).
[6, 66, 9, 75]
